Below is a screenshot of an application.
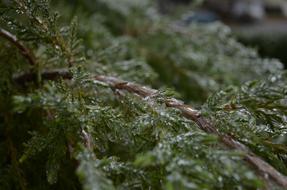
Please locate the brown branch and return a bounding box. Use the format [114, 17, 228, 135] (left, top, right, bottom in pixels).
[94, 75, 287, 188]
[0, 28, 36, 66]
[13, 69, 72, 85]
[12, 70, 287, 188]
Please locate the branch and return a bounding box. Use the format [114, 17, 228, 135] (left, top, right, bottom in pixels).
[13, 71, 287, 187]
[2, 10, 285, 189]
[13, 70, 287, 187]
[12, 71, 287, 188]
[13, 69, 72, 85]
[0, 28, 36, 66]
[94, 75, 287, 188]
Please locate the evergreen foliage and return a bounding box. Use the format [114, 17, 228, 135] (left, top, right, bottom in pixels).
[0, 0, 286, 189]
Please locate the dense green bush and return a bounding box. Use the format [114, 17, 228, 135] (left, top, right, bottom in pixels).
[0, 0, 286, 189]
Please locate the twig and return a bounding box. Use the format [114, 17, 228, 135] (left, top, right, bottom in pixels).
[13, 69, 72, 85]
[0, 28, 36, 66]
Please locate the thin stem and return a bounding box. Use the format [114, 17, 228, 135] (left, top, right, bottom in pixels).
[13, 69, 72, 85]
[0, 28, 36, 66]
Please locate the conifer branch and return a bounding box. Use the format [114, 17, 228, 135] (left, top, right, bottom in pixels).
[94, 75, 287, 188]
[13, 70, 287, 188]
[5, 28, 286, 187]
[11, 69, 287, 188]
[0, 28, 36, 66]
[3, 1, 287, 189]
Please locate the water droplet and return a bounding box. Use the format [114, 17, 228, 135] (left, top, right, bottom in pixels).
[16, 9, 24, 14]
[36, 17, 43, 24]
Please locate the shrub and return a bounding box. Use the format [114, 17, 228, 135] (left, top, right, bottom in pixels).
[0, 0, 286, 189]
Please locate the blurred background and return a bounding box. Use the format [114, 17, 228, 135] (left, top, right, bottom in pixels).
[158, 0, 287, 68]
